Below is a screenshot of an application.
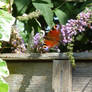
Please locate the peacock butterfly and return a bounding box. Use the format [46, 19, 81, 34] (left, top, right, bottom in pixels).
[42, 25, 61, 52]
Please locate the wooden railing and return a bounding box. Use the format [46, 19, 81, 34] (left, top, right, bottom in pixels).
[0, 52, 92, 60]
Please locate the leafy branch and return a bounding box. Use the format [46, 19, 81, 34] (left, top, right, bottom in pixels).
[17, 10, 41, 21]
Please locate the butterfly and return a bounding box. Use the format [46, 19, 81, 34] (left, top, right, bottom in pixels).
[42, 25, 61, 51]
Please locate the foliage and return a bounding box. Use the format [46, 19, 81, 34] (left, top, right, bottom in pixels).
[0, 0, 14, 92]
[0, 0, 91, 53]
[0, 0, 9, 10]
[0, 0, 91, 91]
[0, 0, 90, 53]
[32, 0, 54, 28]
[54, 8, 68, 24]
[0, 59, 9, 92]
[13, 0, 91, 41]
[0, 10, 15, 41]
[15, 20, 27, 43]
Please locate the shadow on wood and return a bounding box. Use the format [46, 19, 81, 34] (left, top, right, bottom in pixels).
[5, 61, 52, 92]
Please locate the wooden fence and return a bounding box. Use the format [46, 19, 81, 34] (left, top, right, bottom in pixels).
[0, 52, 92, 92]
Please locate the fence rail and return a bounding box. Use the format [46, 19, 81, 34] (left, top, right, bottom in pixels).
[0, 52, 92, 60]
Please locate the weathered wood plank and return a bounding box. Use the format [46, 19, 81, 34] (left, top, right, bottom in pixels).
[73, 62, 92, 92]
[5, 62, 52, 92]
[52, 60, 72, 92]
[0, 52, 92, 60]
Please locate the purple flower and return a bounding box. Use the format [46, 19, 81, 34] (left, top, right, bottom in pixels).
[33, 31, 45, 46]
[32, 8, 92, 52]
[60, 8, 92, 44]
[33, 33, 41, 45]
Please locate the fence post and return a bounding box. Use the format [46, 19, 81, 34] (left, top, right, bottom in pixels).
[52, 60, 72, 92]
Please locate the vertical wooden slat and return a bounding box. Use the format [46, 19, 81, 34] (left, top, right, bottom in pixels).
[52, 60, 72, 92]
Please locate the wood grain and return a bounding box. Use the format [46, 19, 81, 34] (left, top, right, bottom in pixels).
[0, 52, 92, 60]
[5, 62, 52, 92]
[73, 62, 92, 92]
[52, 60, 72, 92]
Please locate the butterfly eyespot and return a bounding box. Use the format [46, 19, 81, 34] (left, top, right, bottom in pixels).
[43, 45, 47, 48]
[43, 45, 49, 51]
[54, 25, 57, 29]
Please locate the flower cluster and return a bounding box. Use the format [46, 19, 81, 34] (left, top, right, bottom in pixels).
[61, 8, 92, 44]
[33, 8, 92, 52]
[10, 26, 26, 53]
[0, 26, 27, 53]
[31, 30, 45, 52]
[33, 33, 42, 46]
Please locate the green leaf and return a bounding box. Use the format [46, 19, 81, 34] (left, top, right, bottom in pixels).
[0, 33, 2, 39]
[0, 10, 15, 41]
[32, 0, 54, 27]
[0, 0, 9, 3]
[0, 0, 9, 8]
[0, 58, 9, 92]
[54, 9, 68, 25]
[32, 0, 53, 8]
[0, 59, 9, 77]
[14, 0, 31, 14]
[16, 20, 24, 32]
[0, 77, 9, 92]
[16, 20, 27, 43]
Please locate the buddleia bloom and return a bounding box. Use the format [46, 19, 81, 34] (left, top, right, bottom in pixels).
[61, 8, 92, 44]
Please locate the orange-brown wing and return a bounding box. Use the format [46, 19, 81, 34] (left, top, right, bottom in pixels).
[44, 29, 61, 48]
[46, 30, 60, 41]
[44, 39, 59, 48]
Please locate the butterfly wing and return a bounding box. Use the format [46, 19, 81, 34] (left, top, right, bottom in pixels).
[43, 27, 61, 51]
[44, 39, 59, 48]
